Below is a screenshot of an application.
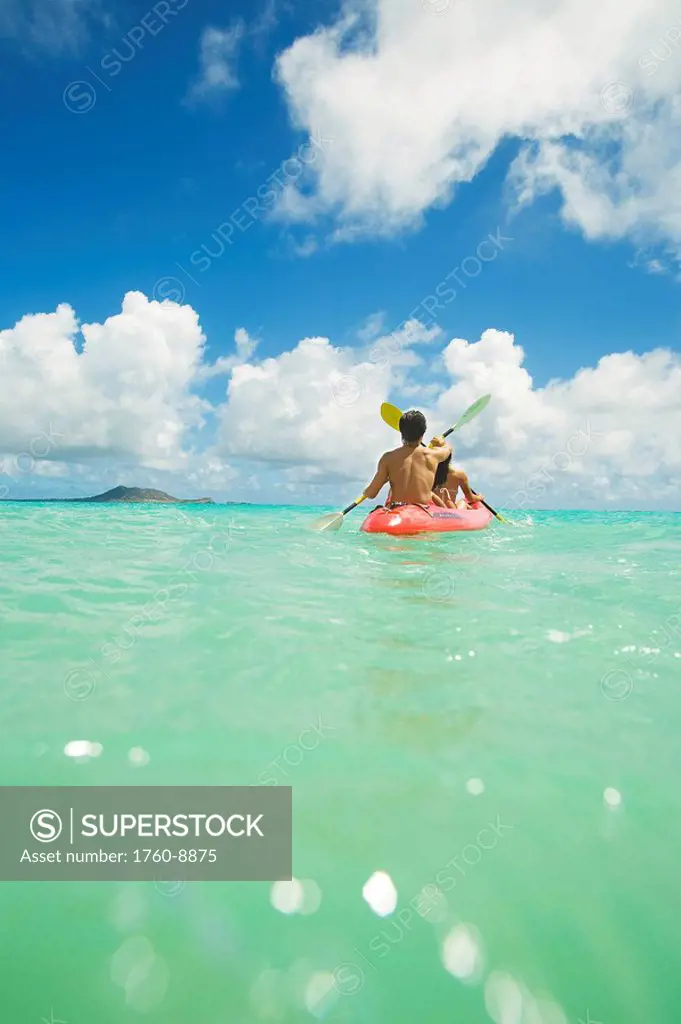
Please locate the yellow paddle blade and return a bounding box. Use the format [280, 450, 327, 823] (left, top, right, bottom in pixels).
[380, 402, 402, 431]
[310, 512, 344, 533]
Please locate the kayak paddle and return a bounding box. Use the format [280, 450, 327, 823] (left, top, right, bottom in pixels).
[380, 393, 491, 439]
[380, 395, 508, 523]
[311, 495, 367, 533]
[312, 394, 500, 533]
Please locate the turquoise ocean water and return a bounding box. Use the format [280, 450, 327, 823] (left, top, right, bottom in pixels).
[1, 502, 679, 1023]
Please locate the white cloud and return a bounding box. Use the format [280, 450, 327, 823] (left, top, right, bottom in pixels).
[509, 92, 681, 258]
[288, 235, 319, 258]
[0, 291, 208, 471]
[251, 0, 285, 41]
[2, 291, 680, 507]
[213, 318, 447, 480]
[186, 23, 244, 104]
[215, 335, 393, 480]
[274, 0, 681, 258]
[356, 311, 387, 342]
[197, 327, 260, 380]
[234, 326, 258, 362]
[432, 329, 681, 508]
[184, 456, 239, 490]
[215, 321, 681, 509]
[30, 459, 72, 477]
[0, 0, 102, 54]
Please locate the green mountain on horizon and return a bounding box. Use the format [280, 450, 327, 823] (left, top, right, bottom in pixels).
[77, 486, 214, 504]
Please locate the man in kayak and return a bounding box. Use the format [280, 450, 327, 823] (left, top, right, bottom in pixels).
[362, 409, 454, 507]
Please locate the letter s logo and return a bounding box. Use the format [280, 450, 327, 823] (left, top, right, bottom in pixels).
[30, 809, 63, 842]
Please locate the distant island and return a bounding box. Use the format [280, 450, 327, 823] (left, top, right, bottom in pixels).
[1, 486, 215, 504]
[76, 486, 215, 504]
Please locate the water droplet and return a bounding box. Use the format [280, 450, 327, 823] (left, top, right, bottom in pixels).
[300, 879, 323, 915]
[441, 924, 483, 981]
[128, 746, 150, 767]
[64, 740, 102, 759]
[604, 787, 622, 809]
[362, 870, 397, 917]
[271, 878, 304, 914]
[304, 971, 337, 1016]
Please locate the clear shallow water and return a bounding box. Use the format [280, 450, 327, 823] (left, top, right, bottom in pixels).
[1, 503, 679, 1023]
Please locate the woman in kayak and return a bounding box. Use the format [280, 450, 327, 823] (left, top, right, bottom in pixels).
[431, 450, 484, 508]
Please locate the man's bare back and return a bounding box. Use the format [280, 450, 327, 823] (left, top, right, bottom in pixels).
[362, 409, 451, 506]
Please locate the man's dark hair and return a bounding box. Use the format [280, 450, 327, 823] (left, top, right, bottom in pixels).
[399, 409, 427, 443]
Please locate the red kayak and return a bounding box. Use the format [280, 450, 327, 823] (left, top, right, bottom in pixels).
[360, 502, 493, 536]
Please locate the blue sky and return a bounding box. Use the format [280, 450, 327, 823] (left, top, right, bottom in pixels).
[1, 0, 680, 508]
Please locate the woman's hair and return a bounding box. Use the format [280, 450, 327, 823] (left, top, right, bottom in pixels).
[433, 454, 452, 489]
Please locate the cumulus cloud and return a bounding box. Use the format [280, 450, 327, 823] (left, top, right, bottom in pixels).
[213, 317, 448, 480]
[430, 329, 681, 508]
[0, 291, 208, 470]
[185, 23, 244, 105]
[2, 290, 680, 507]
[274, 0, 681, 257]
[215, 321, 681, 508]
[215, 335, 392, 480]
